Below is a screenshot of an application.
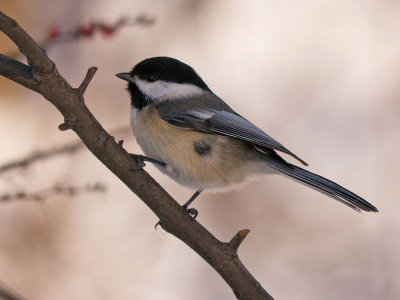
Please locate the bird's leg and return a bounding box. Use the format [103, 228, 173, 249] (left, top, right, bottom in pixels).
[129, 154, 166, 171]
[155, 190, 202, 229]
[182, 190, 202, 218]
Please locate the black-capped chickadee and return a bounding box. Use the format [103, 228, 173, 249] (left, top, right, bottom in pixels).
[116, 57, 378, 214]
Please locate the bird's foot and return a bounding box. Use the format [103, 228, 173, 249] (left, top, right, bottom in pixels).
[154, 205, 199, 230]
[129, 154, 166, 171]
[184, 206, 198, 219]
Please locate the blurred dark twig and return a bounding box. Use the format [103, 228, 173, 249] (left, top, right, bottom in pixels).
[0, 282, 26, 300]
[43, 15, 155, 49]
[0, 182, 106, 202]
[0, 12, 273, 300]
[0, 126, 130, 175]
[6, 15, 155, 59]
[0, 142, 81, 174]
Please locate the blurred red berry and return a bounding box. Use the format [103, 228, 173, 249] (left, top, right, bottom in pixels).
[77, 23, 95, 37]
[100, 24, 115, 36]
[47, 25, 61, 40]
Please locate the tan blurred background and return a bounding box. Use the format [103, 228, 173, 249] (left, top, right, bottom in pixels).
[0, 0, 399, 299]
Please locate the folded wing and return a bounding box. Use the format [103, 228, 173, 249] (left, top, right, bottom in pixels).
[156, 94, 308, 166]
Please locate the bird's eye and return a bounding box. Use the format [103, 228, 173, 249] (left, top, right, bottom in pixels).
[147, 74, 158, 82]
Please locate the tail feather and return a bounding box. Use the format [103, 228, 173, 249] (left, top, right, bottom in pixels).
[264, 155, 378, 212]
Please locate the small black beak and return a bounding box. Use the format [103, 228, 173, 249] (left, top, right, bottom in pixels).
[116, 72, 133, 82]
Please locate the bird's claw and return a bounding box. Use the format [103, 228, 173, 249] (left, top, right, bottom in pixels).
[129, 160, 146, 171]
[129, 154, 147, 171]
[154, 220, 162, 230]
[129, 154, 165, 171]
[186, 207, 198, 219]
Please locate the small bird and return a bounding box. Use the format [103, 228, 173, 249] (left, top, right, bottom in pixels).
[116, 57, 378, 216]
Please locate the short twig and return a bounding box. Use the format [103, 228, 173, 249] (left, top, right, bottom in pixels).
[77, 66, 97, 96]
[58, 122, 73, 131]
[229, 229, 250, 252]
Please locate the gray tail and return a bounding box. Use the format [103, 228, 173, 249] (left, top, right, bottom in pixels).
[264, 154, 378, 212]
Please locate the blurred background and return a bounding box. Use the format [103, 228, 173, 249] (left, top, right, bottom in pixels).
[0, 0, 399, 299]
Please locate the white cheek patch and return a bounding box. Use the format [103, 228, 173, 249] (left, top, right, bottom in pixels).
[134, 77, 205, 101]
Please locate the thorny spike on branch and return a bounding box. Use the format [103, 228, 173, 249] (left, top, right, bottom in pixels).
[0, 11, 273, 300]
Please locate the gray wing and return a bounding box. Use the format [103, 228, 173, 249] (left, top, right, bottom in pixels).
[156, 93, 308, 166]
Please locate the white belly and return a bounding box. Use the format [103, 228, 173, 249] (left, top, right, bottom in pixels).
[130, 105, 267, 189]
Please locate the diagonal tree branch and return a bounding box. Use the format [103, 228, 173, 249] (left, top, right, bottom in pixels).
[0, 54, 39, 92]
[0, 11, 273, 300]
